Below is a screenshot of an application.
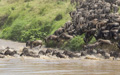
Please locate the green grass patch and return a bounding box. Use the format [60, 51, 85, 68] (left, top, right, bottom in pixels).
[0, 0, 74, 42]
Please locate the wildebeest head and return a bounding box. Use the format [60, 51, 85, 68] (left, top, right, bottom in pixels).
[26, 41, 33, 47]
[102, 30, 110, 39]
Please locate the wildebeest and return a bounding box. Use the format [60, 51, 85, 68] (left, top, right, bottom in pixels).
[59, 33, 74, 40]
[105, 0, 116, 3]
[84, 28, 96, 43]
[103, 4, 111, 14]
[20, 47, 40, 58]
[110, 51, 120, 58]
[56, 52, 66, 58]
[54, 27, 65, 36]
[88, 19, 98, 29]
[26, 40, 42, 49]
[69, 11, 77, 20]
[112, 4, 119, 13]
[117, 33, 120, 49]
[101, 30, 110, 39]
[4, 47, 17, 56]
[107, 22, 119, 30]
[113, 16, 120, 23]
[45, 35, 59, 43]
[98, 39, 112, 45]
[116, 0, 120, 6]
[63, 50, 80, 58]
[87, 49, 97, 55]
[84, 42, 100, 49]
[110, 29, 118, 40]
[39, 50, 46, 55]
[64, 21, 73, 30]
[97, 20, 108, 28]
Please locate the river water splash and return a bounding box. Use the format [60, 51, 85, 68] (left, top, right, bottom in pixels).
[0, 39, 120, 75]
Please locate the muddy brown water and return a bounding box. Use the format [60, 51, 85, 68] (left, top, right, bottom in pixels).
[0, 39, 120, 75]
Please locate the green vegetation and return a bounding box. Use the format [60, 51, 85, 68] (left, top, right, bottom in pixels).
[0, 0, 96, 51]
[0, 0, 74, 41]
[61, 35, 85, 51]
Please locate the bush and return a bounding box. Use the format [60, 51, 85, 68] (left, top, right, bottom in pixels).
[61, 35, 85, 51]
[45, 41, 58, 48]
[20, 28, 48, 42]
[89, 36, 96, 44]
[55, 14, 63, 21]
[9, 24, 23, 41]
[0, 0, 75, 44]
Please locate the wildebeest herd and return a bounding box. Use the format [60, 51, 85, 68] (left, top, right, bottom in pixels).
[40, 0, 120, 59]
[45, 0, 120, 50]
[0, 46, 120, 60]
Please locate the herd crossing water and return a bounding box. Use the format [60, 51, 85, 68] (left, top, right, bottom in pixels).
[0, 39, 120, 75]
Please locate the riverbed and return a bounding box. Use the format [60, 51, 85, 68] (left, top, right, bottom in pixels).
[0, 39, 120, 75]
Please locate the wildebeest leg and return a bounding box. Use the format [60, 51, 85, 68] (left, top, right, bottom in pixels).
[39, 44, 42, 48]
[117, 41, 120, 49]
[26, 42, 28, 47]
[30, 43, 33, 49]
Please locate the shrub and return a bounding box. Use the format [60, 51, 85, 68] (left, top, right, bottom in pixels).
[89, 36, 96, 44]
[0, 0, 75, 44]
[55, 14, 63, 21]
[61, 35, 85, 51]
[45, 41, 58, 48]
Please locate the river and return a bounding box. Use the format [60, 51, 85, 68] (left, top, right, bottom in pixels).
[0, 39, 120, 75]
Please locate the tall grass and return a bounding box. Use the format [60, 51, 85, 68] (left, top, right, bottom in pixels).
[0, 0, 74, 42]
